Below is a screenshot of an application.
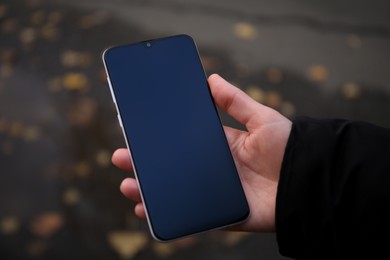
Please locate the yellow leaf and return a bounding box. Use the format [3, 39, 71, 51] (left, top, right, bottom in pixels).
[246, 85, 265, 103]
[280, 101, 296, 118]
[30, 212, 63, 238]
[63, 72, 89, 91]
[1, 140, 14, 155]
[9, 121, 24, 137]
[107, 231, 148, 259]
[346, 34, 362, 49]
[233, 22, 257, 40]
[61, 50, 79, 67]
[0, 63, 14, 79]
[74, 161, 91, 178]
[200, 55, 219, 71]
[19, 27, 37, 45]
[153, 242, 175, 257]
[308, 64, 329, 82]
[41, 23, 60, 41]
[341, 82, 361, 99]
[22, 125, 41, 142]
[67, 98, 97, 127]
[224, 232, 250, 246]
[266, 91, 282, 108]
[0, 216, 20, 235]
[96, 149, 111, 168]
[47, 77, 62, 92]
[47, 11, 63, 25]
[0, 117, 9, 133]
[1, 18, 18, 34]
[30, 10, 45, 26]
[63, 188, 81, 206]
[266, 67, 284, 84]
[0, 4, 8, 19]
[26, 240, 47, 257]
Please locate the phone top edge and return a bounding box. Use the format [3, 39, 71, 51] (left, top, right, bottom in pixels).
[102, 34, 194, 58]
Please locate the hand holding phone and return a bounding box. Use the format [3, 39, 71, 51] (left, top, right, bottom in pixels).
[112, 73, 293, 235]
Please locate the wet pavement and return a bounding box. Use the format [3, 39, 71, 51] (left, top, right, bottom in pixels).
[0, 0, 389, 259]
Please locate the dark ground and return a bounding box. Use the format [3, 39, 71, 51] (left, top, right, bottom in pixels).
[0, 0, 389, 259]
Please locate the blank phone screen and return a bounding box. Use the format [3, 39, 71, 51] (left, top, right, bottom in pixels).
[103, 35, 249, 241]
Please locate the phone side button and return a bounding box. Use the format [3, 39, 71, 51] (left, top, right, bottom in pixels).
[117, 114, 123, 128]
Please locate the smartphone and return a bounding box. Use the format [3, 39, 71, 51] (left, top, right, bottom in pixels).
[103, 35, 249, 241]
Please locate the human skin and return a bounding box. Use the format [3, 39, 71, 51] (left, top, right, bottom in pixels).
[112, 74, 292, 232]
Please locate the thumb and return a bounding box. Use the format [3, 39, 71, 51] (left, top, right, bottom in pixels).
[208, 74, 262, 130]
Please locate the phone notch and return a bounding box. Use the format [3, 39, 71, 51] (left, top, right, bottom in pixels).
[142, 40, 153, 48]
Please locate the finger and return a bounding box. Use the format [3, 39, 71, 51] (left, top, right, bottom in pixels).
[112, 148, 133, 172]
[208, 74, 262, 130]
[135, 203, 146, 219]
[120, 178, 142, 203]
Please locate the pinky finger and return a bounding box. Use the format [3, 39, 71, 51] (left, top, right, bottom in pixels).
[135, 203, 146, 219]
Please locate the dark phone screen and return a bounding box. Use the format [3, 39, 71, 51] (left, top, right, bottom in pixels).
[104, 35, 249, 240]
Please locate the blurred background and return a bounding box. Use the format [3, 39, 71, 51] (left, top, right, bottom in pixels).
[0, 0, 389, 259]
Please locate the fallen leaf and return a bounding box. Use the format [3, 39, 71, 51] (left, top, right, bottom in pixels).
[26, 240, 47, 257]
[266, 91, 282, 108]
[233, 22, 257, 40]
[266, 67, 284, 84]
[9, 121, 24, 137]
[30, 212, 63, 237]
[79, 12, 109, 29]
[107, 231, 148, 259]
[19, 27, 37, 45]
[22, 125, 41, 142]
[47, 11, 63, 25]
[0, 63, 14, 79]
[223, 232, 250, 246]
[30, 10, 45, 26]
[61, 51, 92, 68]
[0, 4, 8, 19]
[1, 49, 19, 64]
[62, 188, 81, 206]
[98, 68, 108, 82]
[67, 98, 97, 127]
[0, 117, 9, 133]
[61, 50, 79, 67]
[200, 55, 219, 71]
[308, 64, 329, 82]
[74, 161, 91, 178]
[78, 52, 93, 67]
[96, 149, 111, 168]
[1, 18, 18, 34]
[153, 242, 176, 257]
[245, 85, 265, 103]
[346, 34, 362, 49]
[174, 236, 196, 248]
[41, 23, 60, 41]
[1, 140, 14, 155]
[280, 101, 296, 118]
[47, 77, 62, 92]
[63, 72, 89, 91]
[341, 82, 361, 99]
[0, 216, 20, 235]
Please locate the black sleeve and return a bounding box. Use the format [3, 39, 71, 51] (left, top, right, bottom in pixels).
[276, 117, 390, 259]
